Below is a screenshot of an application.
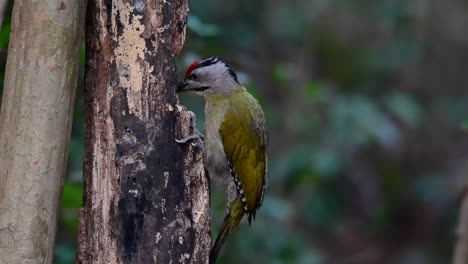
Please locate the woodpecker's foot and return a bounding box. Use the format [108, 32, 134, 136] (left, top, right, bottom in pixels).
[175, 131, 205, 151]
[175, 131, 204, 143]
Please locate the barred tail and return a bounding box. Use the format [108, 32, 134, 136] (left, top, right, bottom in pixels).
[210, 197, 245, 264]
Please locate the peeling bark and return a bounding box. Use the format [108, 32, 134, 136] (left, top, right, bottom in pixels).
[76, 0, 210, 263]
[0, 0, 85, 263]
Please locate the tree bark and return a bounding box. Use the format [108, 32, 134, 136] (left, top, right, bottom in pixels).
[0, 0, 85, 263]
[76, 0, 211, 263]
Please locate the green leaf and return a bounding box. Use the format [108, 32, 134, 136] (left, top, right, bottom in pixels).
[0, 23, 11, 48]
[61, 182, 83, 208]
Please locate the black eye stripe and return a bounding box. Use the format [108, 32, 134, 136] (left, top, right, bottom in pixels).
[193, 86, 209, 91]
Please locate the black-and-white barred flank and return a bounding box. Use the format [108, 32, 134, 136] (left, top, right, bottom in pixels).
[227, 160, 249, 212]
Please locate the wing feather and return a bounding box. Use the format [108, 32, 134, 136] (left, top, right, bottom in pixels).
[219, 92, 268, 220]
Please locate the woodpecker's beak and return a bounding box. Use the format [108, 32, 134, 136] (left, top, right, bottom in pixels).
[176, 80, 209, 93]
[176, 81, 188, 93]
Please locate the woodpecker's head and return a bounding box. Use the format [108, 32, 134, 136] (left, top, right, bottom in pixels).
[177, 57, 241, 96]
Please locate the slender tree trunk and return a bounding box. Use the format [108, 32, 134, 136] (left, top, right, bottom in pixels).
[454, 189, 468, 264]
[0, 0, 8, 27]
[0, 1, 85, 263]
[76, 0, 211, 263]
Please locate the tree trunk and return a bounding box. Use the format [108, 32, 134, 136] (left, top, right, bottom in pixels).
[0, 0, 8, 27]
[76, 0, 211, 263]
[0, 1, 85, 263]
[454, 190, 468, 264]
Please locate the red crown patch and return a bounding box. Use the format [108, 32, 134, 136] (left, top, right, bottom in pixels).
[185, 59, 200, 79]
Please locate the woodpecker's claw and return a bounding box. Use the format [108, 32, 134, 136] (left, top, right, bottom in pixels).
[175, 131, 205, 151]
[175, 131, 204, 143]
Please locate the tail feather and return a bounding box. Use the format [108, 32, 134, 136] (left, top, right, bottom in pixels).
[210, 218, 231, 264]
[210, 198, 245, 264]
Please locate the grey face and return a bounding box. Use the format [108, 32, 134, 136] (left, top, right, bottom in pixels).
[177, 57, 241, 96]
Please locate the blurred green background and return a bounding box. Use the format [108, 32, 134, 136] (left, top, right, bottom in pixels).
[1, 0, 468, 263]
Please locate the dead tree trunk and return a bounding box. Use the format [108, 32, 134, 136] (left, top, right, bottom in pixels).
[76, 0, 210, 263]
[0, 0, 85, 263]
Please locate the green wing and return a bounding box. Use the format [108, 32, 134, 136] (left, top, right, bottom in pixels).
[219, 92, 268, 222]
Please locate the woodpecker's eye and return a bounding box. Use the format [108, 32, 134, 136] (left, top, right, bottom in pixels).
[189, 73, 198, 80]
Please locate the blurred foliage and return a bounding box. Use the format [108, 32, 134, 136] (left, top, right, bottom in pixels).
[0, 0, 467, 264]
[180, 1, 467, 263]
